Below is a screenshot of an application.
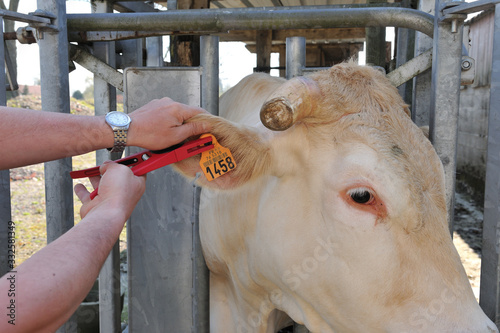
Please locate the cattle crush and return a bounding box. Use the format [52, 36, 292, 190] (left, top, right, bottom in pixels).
[0, 0, 499, 332]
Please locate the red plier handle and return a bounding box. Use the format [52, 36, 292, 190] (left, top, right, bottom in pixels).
[70, 136, 213, 200]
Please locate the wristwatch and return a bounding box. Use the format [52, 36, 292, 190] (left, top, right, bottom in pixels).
[105, 111, 131, 154]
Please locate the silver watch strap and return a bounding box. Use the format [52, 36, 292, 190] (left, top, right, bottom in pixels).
[110, 129, 127, 153]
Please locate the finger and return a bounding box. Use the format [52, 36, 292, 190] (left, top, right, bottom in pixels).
[178, 105, 209, 120]
[74, 183, 90, 204]
[89, 175, 100, 189]
[99, 160, 114, 175]
[174, 122, 211, 142]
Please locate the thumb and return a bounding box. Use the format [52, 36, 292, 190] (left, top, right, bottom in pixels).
[74, 183, 90, 204]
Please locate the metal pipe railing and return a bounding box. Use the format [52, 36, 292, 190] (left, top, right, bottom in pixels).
[66, 7, 434, 38]
[286, 36, 306, 79]
[36, 0, 75, 332]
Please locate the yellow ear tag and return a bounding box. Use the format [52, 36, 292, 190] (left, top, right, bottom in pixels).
[199, 134, 237, 181]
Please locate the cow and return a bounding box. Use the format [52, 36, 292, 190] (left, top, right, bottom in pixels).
[175, 62, 498, 332]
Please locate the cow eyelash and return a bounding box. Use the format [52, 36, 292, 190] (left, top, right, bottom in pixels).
[347, 187, 375, 205]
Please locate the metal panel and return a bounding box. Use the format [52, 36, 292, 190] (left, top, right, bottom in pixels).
[125, 68, 203, 332]
[479, 3, 500, 326]
[468, 11, 494, 88]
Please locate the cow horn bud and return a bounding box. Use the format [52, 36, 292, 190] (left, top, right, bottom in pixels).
[260, 76, 320, 131]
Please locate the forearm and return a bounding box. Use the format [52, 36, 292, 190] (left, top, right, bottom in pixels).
[0, 107, 114, 169]
[0, 205, 126, 332]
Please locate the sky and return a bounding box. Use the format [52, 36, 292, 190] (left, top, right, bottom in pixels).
[15, 1, 93, 93]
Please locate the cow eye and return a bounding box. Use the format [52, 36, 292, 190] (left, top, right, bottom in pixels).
[348, 188, 374, 204]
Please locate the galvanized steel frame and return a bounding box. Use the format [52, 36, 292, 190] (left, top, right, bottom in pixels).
[36, 1, 76, 332]
[0, 16, 9, 278]
[0, 0, 499, 331]
[66, 6, 435, 37]
[480, 3, 500, 326]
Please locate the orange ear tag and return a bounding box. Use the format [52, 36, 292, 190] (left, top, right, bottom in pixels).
[199, 134, 237, 181]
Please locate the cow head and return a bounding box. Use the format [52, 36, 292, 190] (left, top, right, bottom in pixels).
[175, 63, 497, 332]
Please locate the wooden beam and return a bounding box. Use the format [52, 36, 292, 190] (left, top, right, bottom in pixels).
[216, 27, 366, 42]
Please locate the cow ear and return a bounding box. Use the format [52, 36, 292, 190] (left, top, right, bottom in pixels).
[173, 113, 272, 189]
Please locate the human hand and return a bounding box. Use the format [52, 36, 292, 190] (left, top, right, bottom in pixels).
[74, 162, 146, 220]
[127, 97, 211, 150]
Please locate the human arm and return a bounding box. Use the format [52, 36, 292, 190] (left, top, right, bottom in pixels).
[0, 97, 210, 169]
[0, 162, 144, 332]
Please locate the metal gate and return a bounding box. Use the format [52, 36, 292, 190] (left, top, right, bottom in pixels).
[1, 0, 500, 331]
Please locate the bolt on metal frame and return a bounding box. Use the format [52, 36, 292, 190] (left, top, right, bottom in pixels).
[0, 0, 499, 331]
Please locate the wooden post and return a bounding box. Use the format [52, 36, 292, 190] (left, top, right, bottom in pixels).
[170, 0, 209, 66]
[256, 30, 272, 73]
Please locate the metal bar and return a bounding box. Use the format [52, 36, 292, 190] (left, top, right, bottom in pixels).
[192, 185, 210, 333]
[201, 35, 219, 116]
[429, 0, 464, 232]
[0, 16, 11, 278]
[395, 0, 414, 105]
[479, 3, 500, 326]
[365, 0, 387, 68]
[411, 0, 434, 127]
[69, 44, 124, 91]
[365, 24, 386, 67]
[196, 35, 219, 333]
[0, 8, 51, 25]
[443, 0, 500, 15]
[146, 36, 163, 66]
[387, 48, 432, 87]
[395, 24, 415, 105]
[91, 2, 121, 332]
[0, 19, 6, 109]
[0, 168, 10, 277]
[4, 41, 18, 91]
[286, 36, 306, 79]
[168, 0, 178, 10]
[37, 1, 75, 332]
[66, 7, 435, 38]
[68, 30, 161, 43]
[98, 243, 121, 333]
[37, 0, 73, 246]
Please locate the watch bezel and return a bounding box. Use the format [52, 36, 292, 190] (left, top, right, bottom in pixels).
[105, 111, 131, 128]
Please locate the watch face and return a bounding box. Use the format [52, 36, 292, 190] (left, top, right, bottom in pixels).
[106, 111, 130, 127]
